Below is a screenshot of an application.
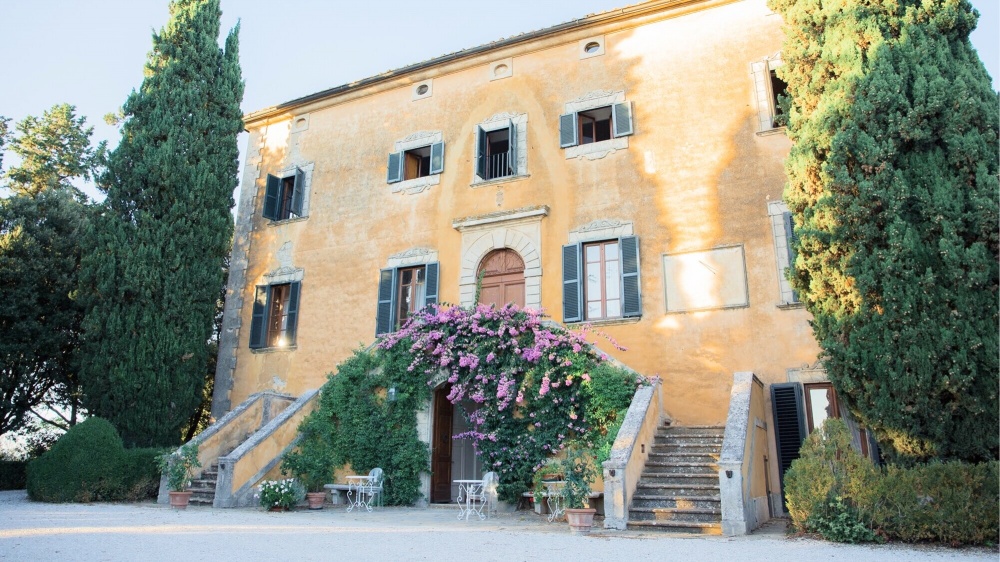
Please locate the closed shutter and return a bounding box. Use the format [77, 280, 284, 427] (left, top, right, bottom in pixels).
[620, 236, 642, 317]
[249, 285, 269, 349]
[424, 262, 439, 306]
[507, 120, 518, 176]
[475, 126, 488, 180]
[562, 243, 583, 323]
[771, 382, 807, 512]
[559, 113, 578, 148]
[262, 174, 280, 220]
[783, 212, 799, 302]
[429, 142, 445, 175]
[612, 101, 634, 137]
[290, 168, 305, 217]
[376, 268, 396, 336]
[285, 282, 301, 346]
[387, 152, 403, 184]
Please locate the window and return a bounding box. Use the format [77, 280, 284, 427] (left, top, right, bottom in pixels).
[769, 69, 788, 128]
[753, 57, 787, 132]
[263, 169, 305, 221]
[387, 142, 445, 184]
[475, 121, 517, 181]
[376, 262, 439, 335]
[562, 236, 641, 322]
[768, 202, 800, 305]
[560, 103, 633, 148]
[249, 282, 301, 349]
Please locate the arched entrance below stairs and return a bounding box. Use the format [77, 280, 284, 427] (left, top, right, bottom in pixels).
[476, 248, 525, 308]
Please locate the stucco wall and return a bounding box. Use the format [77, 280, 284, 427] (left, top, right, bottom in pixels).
[218, 0, 820, 510]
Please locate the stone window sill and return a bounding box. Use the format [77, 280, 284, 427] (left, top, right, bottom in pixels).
[251, 345, 298, 354]
[470, 173, 530, 189]
[564, 137, 628, 160]
[566, 316, 641, 328]
[756, 127, 787, 137]
[267, 216, 308, 227]
[777, 301, 805, 310]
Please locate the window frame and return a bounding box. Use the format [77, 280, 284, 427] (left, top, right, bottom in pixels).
[560, 102, 633, 149]
[249, 281, 301, 350]
[562, 236, 641, 323]
[376, 262, 440, 336]
[262, 168, 306, 222]
[767, 202, 801, 306]
[752, 56, 787, 134]
[387, 141, 445, 184]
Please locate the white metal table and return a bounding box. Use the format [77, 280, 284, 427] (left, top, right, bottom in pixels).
[345, 475, 378, 512]
[455, 479, 487, 521]
[542, 480, 565, 522]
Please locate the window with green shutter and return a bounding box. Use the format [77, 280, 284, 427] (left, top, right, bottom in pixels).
[559, 102, 634, 149]
[562, 236, 641, 322]
[387, 142, 445, 184]
[262, 169, 306, 221]
[375, 262, 441, 336]
[248, 281, 302, 349]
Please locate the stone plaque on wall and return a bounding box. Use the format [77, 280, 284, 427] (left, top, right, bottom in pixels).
[662, 245, 749, 312]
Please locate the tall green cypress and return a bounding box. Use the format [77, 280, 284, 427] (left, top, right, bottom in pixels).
[771, 0, 999, 462]
[80, 0, 243, 447]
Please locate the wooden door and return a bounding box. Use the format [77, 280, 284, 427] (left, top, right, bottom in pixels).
[477, 249, 525, 308]
[431, 387, 454, 503]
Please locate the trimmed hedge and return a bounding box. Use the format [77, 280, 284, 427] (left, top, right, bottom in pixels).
[26, 418, 163, 502]
[785, 420, 999, 545]
[0, 461, 27, 490]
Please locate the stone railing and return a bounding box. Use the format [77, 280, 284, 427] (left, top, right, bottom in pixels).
[601, 378, 665, 530]
[718, 372, 771, 535]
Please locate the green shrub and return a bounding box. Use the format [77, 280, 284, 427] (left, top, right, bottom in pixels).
[0, 461, 27, 490]
[26, 418, 163, 502]
[785, 419, 999, 545]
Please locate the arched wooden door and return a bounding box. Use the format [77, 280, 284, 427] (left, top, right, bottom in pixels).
[477, 249, 525, 308]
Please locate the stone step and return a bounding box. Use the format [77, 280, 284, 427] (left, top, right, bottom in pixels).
[647, 451, 719, 463]
[633, 483, 720, 498]
[651, 442, 722, 454]
[628, 506, 722, 523]
[657, 425, 725, 434]
[626, 520, 722, 535]
[655, 429, 725, 439]
[630, 494, 720, 510]
[637, 474, 719, 487]
[642, 462, 718, 475]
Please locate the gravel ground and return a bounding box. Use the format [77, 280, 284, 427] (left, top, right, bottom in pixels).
[0, 490, 994, 562]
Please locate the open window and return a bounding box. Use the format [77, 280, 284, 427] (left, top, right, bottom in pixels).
[560, 102, 633, 148]
[249, 282, 301, 349]
[376, 262, 440, 335]
[753, 57, 787, 132]
[262, 169, 305, 221]
[768, 67, 788, 128]
[387, 142, 445, 184]
[475, 121, 517, 181]
[562, 236, 641, 322]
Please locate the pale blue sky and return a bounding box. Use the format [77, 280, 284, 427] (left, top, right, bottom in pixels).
[1, 0, 997, 200]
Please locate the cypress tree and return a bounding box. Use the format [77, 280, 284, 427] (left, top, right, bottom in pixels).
[80, 0, 243, 447]
[770, 0, 999, 462]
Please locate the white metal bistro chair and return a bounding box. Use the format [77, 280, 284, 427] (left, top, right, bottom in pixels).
[457, 471, 498, 521]
[346, 467, 384, 512]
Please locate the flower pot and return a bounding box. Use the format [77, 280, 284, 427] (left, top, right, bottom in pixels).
[268, 506, 289, 512]
[306, 492, 326, 510]
[565, 508, 597, 535]
[168, 491, 193, 510]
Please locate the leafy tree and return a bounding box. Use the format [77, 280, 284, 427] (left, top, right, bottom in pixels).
[79, 0, 243, 447]
[0, 105, 100, 437]
[771, 0, 999, 462]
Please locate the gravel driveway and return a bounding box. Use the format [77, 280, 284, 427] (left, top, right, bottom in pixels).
[0, 491, 993, 561]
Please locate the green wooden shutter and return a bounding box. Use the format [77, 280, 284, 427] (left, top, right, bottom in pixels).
[249, 285, 269, 349]
[429, 142, 445, 175]
[507, 120, 518, 176]
[562, 243, 583, 322]
[559, 113, 578, 148]
[475, 126, 488, 180]
[387, 152, 403, 184]
[771, 382, 807, 512]
[424, 262, 439, 306]
[783, 212, 799, 302]
[612, 102, 634, 137]
[620, 236, 642, 317]
[290, 168, 305, 217]
[376, 268, 396, 336]
[262, 174, 280, 220]
[285, 282, 301, 346]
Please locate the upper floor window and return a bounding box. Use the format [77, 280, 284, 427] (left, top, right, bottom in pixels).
[387, 142, 445, 183]
[562, 236, 641, 322]
[560, 102, 633, 148]
[752, 56, 787, 133]
[249, 281, 301, 349]
[376, 262, 439, 335]
[767, 202, 800, 306]
[263, 169, 305, 221]
[476, 121, 517, 181]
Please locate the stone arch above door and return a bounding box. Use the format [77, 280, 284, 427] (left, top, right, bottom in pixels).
[454, 206, 546, 310]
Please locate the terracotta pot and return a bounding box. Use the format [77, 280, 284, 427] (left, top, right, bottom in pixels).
[168, 491, 192, 510]
[306, 492, 326, 510]
[268, 506, 288, 512]
[564, 508, 597, 535]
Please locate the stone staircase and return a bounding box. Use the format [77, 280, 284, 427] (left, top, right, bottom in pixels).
[188, 463, 219, 507]
[627, 424, 724, 534]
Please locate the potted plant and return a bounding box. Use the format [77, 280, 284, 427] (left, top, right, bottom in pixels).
[282, 435, 334, 510]
[560, 446, 598, 534]
[158, 443, 201, 509]
[531, 459, 564, 515]
[257, 478, 303, 511]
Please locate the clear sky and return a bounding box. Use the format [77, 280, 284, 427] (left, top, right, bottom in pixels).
[1, 0, 997, 201]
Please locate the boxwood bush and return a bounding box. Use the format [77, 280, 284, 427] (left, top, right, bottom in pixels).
[26, 418, 163, 502]
[785, 420, 999, 545]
